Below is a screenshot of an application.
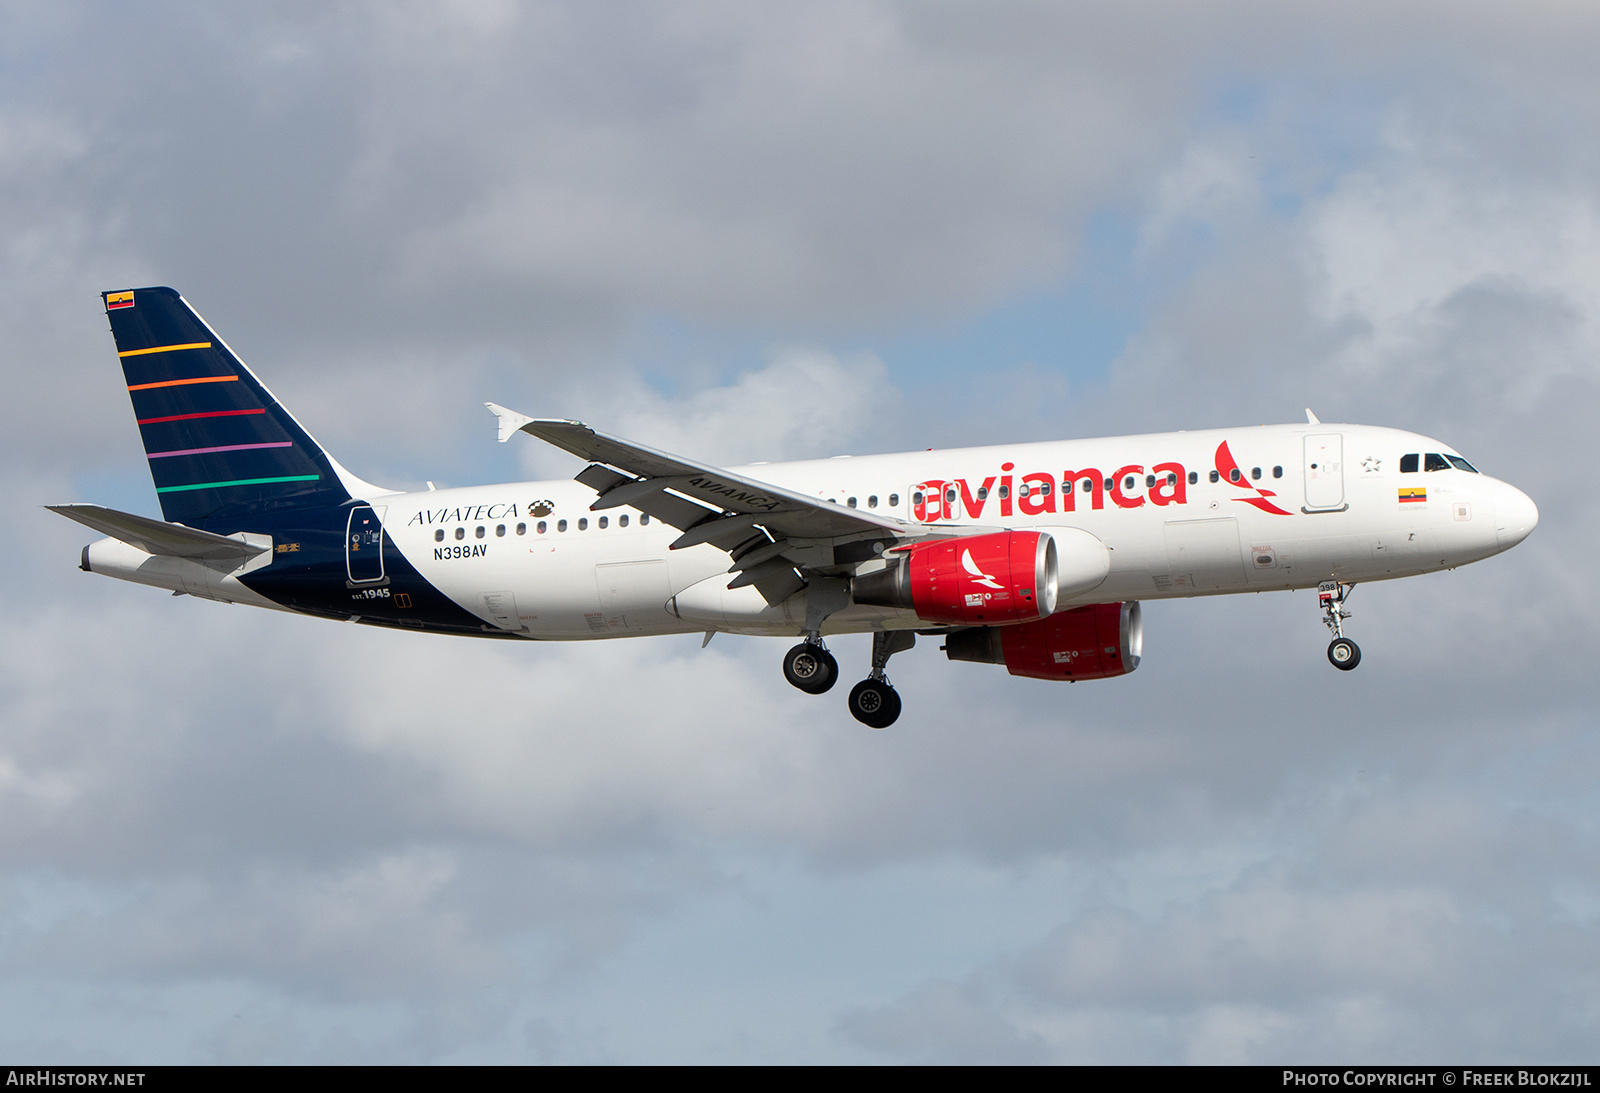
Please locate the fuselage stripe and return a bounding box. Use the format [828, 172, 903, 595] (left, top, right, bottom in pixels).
[136, 408, 266, 425]
[127, 375, 238, 391]
[118, 342, 213, 358]
[155, 474, 320, 494]
[147, 441, 293, 460]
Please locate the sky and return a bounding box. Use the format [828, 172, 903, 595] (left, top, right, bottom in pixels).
[1, 0, 1596, 1064]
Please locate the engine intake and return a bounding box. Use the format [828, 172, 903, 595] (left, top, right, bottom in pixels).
[853, 530, 1058, 625]
[944, 602, 1143, 681]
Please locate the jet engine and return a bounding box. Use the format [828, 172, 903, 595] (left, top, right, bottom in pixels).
[852, 530, 1058, 625]
[943, 601, 1143, 681]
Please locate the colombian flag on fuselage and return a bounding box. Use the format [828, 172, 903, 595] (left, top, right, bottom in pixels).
[1399, 487, 1426, 503]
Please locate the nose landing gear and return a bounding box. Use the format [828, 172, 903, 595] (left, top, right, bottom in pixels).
[1319, 580, 1361, 671]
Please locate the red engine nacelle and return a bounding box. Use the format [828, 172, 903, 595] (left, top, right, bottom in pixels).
[943, 601, 1143, 681]
[852, 530, 1059, 625]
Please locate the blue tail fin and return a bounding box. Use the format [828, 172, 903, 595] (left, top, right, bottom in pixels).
[103, 287, 355, 528]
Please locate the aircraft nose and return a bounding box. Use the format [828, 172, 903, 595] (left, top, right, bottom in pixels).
[1496, 483, 1539, 549]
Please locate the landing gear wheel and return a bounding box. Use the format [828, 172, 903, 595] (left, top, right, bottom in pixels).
[783, 643, 838, 694]
[1327, 637, 1361, 671]
[847, 679, 902, 728]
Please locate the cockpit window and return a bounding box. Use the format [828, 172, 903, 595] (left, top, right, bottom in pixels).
[1445, 455, 1479, 473]
[1400, 454, 1419, 473]
[1424, 453, 1451, 472]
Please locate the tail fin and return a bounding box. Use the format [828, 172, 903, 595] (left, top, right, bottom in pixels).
[103, 287, 360, 529]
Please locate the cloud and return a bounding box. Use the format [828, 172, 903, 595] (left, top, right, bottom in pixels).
[845, 785, 1600, 1063]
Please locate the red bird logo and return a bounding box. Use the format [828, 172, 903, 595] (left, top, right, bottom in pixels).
[1215, 441, 1292, 516]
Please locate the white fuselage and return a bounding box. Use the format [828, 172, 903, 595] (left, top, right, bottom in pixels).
[374, 423, 1535, 640]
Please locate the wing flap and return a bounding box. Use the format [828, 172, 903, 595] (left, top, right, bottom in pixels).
[669, 515, 764, 551]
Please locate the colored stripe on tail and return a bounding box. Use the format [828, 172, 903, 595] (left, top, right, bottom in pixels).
[103, 287, 354, 529]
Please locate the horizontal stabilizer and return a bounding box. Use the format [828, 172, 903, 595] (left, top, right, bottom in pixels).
[46, 503, 268, 561]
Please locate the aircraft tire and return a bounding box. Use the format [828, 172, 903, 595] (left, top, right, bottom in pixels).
[847, 679, 901, 728]
[784, 643, 838, 694]
[1327, 637, 1361, 671]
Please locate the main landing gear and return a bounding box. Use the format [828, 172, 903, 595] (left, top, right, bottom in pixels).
[782, 631, 914, 728]
[783, 638, 838, 694]
[1319, 580, 1361, 671]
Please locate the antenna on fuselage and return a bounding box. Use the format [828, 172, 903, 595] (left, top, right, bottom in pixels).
[1305, 408, 1321, 425]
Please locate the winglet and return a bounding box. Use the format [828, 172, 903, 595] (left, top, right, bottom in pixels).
[1305, 408, 1321, 425]
[485, 402, 536, 443]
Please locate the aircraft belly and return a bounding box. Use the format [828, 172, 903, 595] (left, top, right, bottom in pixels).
[668, 572, 916, 636]
[396, 525, 719, 638]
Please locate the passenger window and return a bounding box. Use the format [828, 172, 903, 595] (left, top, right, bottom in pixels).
[537, 520, 547, 534]
[495, 524, 506, 537]
[888, 494, 899, 507]
[455, 527, 465, 540]
[1251, 467, 1261, 480]
[1446, 456, 1479, 473]
[1040, 481, 1051, 495]
[1228, 469, 1241, 483]
[1400, 454, 1419, 473]
[1018, 484, 1030, 498]
[598, 516, 608, 529]
[641, 514, 650, 525]
[912, 491, 925, 507]
[1103, 478, 1113, 491]
[1188, 471, 1198, 485]
[475, 526, 485, 539]
[1145, 475, 1155, 489]
[620, 514, 629, 526]
[1272, 466, 1283, 478]
[578, 518, 588, 530]
[1209, 470, 1219, 483]
[944, 488, 956, 505]
[1124, 476, 1136, 491]
[1425, 453, 1450, 472]
[997, 485, 1009, 500]
[434, 529, 444, 542]
[516, 523, 526, 535]
[1062, 480, 1073, 494]
[847, 497, 857, 508]
[977, 486, 989, 500]
[867, 496, 878, 508]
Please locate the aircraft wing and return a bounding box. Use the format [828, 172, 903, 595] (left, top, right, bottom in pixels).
[46, 503, 268, 561]
[488, 404, 927, 603]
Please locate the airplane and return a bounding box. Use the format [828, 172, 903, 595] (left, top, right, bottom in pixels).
[50, 287, 1539, 728]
